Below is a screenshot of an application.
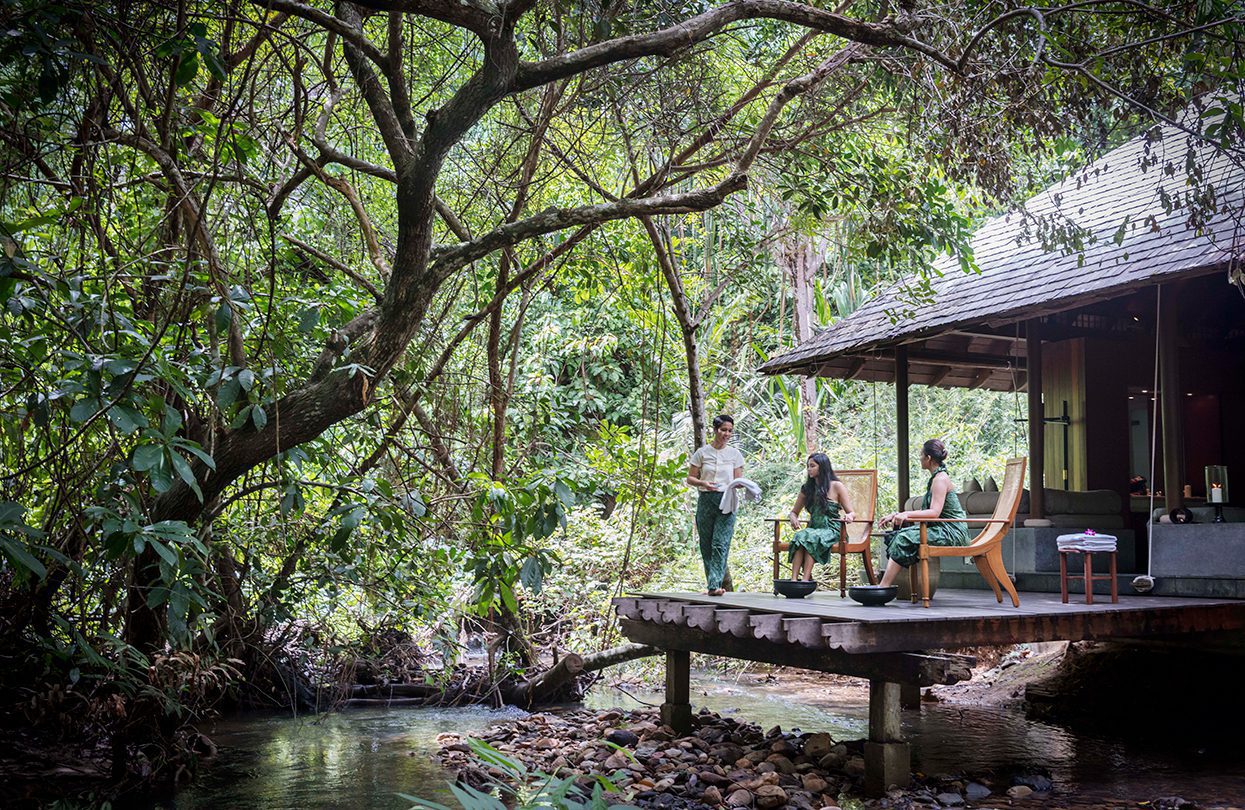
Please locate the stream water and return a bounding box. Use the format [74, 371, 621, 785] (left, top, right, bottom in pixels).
[171, 675, 1245, 809]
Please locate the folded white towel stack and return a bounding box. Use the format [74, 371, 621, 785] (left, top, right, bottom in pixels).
[1056, 532, 1118, 552]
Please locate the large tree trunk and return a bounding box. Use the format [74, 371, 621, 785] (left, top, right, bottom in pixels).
[773, 226, 825, 455]
[644, 217, 708, 450]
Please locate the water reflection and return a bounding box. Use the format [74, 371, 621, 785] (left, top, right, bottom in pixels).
[173, 705, 527, 810]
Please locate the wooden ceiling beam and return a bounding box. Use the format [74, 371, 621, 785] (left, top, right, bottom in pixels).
[969, 369, 995, 389]
[927, 366, 953, 387]
[845, 357, 868, 379]
[906, 349, 1026, 370]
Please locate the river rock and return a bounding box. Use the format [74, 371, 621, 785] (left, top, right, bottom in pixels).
[1154, 798, 1195, 810]
[755, 784, 788, 808]
[802, 733, 834, 760]
[1014, 773, 1053, 791]
[703, 786, 724, 805]
[816, 752, 846, 772]
[765, 754, 795, 774]
[726, 788, 754, 807]
[770, 739, 799, 756]
[936, 791, 964, 806]
[801, 774, 828, 794]
[605, 728, 640, 747]
[756, 762, 777, 774]
[602, 752, 629, 770]
[531, 736, 560, 750]
[843, 756, 865, 777]
[700, 770, 729, 786]
[712, 744, 746, 765]
[965, 781, 991, 800]
[1006, 785, 1033, 799]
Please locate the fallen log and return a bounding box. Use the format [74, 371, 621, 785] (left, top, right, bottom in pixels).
[502, 642, 659, 707]
[349, 683, 440, 699]
[501, 652, 584, 707]
[580, 642, 658, 672]
[341, 697, 431, 708]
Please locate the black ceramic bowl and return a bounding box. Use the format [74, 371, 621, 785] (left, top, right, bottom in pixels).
[847, 584, 898, 606]
[773, 579, 818, 599]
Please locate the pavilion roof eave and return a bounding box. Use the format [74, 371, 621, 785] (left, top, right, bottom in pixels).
[762, 260, 1232, 379]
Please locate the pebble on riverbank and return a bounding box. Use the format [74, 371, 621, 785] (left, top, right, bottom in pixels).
[431, 707, 1054, 809]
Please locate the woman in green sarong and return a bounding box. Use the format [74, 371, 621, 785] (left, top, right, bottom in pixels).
[878, 439, 970, 587]
[786, 452, 855, 581]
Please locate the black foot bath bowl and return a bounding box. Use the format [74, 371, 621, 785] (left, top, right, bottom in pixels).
[773, 579, 818, 598]
[847, 584, 898, 606]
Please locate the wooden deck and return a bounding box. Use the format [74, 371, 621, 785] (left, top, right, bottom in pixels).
[616, 589, 1245, 655]
[615, 588, 1245, 795]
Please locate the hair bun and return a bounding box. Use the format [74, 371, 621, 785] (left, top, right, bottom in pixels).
[923, 438, 948, 462]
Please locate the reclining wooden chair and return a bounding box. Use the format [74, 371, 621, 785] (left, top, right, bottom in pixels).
[770, 469, 878, 597]
[908, 457, 1027, 608]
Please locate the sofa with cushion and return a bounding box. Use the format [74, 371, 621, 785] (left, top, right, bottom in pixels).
[904, 486, 1124, 529]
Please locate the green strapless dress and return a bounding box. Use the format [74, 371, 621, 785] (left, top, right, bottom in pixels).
[787, 500, 844, 565]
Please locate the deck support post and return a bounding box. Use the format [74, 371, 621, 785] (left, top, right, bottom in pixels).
[864, 680, 910, 796]
[660, 649, 692, 734]
[1159, 284, 1185, 512]
[899, 682, 921, 710]
[1026, 320, 1047, 524]
[896, 347, 910, 507]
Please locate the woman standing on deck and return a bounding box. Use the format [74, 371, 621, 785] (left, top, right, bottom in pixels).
[686, 415, 744, 596]
[786, 453, 855, 582]
[878, 439, 970, 586]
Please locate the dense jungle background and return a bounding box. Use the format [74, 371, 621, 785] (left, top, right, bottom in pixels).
[1, 0, 1242, 800]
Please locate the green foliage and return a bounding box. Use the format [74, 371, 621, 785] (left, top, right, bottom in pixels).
[400, 739, 636, 810]
[465, 472, 574, 615]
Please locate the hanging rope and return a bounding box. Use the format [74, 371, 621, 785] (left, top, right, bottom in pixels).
[872, 380, 879, 473]
[1009, 321, 1025, 457]
[1138, 285, 1163, 591]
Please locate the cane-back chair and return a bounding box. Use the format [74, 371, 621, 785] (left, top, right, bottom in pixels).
[909, 457, 1027, 608]
[770, 469, 878, 597]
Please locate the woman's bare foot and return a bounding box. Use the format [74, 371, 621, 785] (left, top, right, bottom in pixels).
[708, 588, 726, 596]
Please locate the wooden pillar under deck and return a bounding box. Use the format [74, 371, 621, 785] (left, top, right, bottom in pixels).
[1027, 321, 1046, 522]
[864, 680, 910, 796]
[896, 347, 910, 507]
[1159, 285, 1185, 512]
[660, 650, 692, 734]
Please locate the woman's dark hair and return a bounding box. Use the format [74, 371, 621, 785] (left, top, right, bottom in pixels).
[922, 439, 948, 463]
[712, 414, 735, 430]
[800, 452, 839, 512]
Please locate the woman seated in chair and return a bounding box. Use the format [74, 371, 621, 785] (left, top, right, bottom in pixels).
[877, 439, 969, 586]
[786, 452, 855, 581]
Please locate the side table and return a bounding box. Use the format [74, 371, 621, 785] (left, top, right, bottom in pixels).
[1059, 547, 1118, 604]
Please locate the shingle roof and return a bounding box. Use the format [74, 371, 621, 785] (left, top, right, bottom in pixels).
[760, 114, 1245, 377]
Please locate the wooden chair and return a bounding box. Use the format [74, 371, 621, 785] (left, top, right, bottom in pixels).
[908, 457, 1027, 608]
[770, 469, 878, 597]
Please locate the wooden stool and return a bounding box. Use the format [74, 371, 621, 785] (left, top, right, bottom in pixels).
[1059, 548, 1118, 604]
